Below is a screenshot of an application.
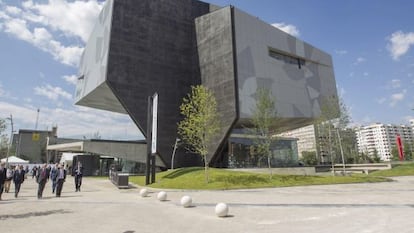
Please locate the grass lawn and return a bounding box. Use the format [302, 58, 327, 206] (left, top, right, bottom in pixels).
[129, 167, 391, 190]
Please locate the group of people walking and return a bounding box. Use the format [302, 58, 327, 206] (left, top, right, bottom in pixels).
[0, 161, 83, 200]
[0, 162, 26, 199]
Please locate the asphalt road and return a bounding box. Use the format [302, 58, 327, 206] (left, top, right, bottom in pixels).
[1, 175, 414, 233]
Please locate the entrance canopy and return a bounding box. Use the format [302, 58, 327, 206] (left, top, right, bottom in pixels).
[47, 139, 166, 167]
[1, 156, 29, 164]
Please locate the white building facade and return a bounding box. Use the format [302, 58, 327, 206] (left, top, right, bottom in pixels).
[279, 124, 317, 158]
[355, 123, 413, 161]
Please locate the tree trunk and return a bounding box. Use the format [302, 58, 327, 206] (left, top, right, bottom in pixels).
[267, 153, 272, 179]
[204, 154, 209, 183]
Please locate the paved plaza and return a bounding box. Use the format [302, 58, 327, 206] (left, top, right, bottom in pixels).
[1, 175, 414, 233]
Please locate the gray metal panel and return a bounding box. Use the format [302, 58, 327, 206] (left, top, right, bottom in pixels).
[75, 0, 126, 114]
[104, 0, 213, 167]
[233, 8, 338, 129]
[195, 6, 238, 163]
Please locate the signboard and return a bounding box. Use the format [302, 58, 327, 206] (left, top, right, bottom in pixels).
[151, 93, 158, 154]
[396, 134, 404, 161]
[32, 133, 40, 141]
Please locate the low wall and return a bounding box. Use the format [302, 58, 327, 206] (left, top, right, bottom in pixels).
[228, 167, 316, 176]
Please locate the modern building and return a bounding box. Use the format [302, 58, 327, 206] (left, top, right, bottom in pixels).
[11, 127, 58, 163]
[355, 123, 414, 161]
[74, 0, 338, 169]
[278, 124, 317, 158]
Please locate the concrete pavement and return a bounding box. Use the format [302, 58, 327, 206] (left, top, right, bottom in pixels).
[1, 175, 414, 233]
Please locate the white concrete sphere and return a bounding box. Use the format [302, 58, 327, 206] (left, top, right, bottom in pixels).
[157, 191, 167, 201]
[180, 195, 192, 208]
[215, 203, 229, 217]
[139, 188, 148, 197]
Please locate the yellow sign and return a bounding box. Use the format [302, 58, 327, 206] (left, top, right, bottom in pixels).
[32, 133, 40, 141]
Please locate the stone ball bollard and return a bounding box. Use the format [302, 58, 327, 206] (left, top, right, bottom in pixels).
[180, 195, 192, 208]
[215, 203, 229, 217]
[139, 188, 148, 197]
[157, 191, 167, 201]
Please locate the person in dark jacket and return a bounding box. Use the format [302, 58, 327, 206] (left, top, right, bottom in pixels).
[36, 164, 49, 199]
[73, 161, 83, 192]
[50, 163, 58, 194]
[13, 165, 25, 198]
[0, 162, 6, 200]
[55, 164, 66, 197]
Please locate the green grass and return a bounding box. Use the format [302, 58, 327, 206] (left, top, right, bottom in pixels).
[369, 162, 414, 177]
[129, 167, 391, 190]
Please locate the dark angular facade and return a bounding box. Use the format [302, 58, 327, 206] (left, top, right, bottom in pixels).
[75, 0, 338, 168]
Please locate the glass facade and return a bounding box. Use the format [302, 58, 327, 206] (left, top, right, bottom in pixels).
[228, 135, 299, 168]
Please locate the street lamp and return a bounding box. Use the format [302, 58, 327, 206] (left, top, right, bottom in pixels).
[171, 138, 181, 170]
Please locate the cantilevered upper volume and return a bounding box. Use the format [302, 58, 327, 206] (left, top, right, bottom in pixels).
[75, 0, 338, 168]
[195, 6, 338, 164]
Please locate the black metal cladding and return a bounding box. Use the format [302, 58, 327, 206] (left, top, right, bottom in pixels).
[106, 0, 212, 167]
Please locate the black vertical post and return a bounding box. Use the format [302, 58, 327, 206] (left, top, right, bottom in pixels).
[151, 155, 156, 183]
[145, 96, 152, 185]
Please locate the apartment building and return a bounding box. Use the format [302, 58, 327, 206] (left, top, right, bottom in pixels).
[355, 123, 413, 161]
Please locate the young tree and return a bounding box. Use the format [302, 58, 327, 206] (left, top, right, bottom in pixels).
[403, 141, 412, 161]
[250, 88, 279, 178]
[391, 146, 400, 161]
[177, 85, 220, 183]
[371, 149, 381, 163]
[317, 96, 351, 173]
[0, 119, 7, 158]
[301, 151, 318, 166]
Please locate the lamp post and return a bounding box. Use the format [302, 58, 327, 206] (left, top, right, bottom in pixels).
[171, 138, 180, 170]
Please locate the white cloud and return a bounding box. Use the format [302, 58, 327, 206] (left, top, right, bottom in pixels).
[362, 116, 372, 124]
[354, 57, 367, 65]
[391, 79, 401, 88]
[0, 81, 12, 98]
[271, 22, 300, 37]
[62, 74, 78, 85]
[0, 0, 103, 66]
[390, 89, 407, 107]
[387, 31, 414, 60]
[335, 50, 348, 55]
[22, 0, 103, 42]
[0, 101, 143, 140]
[2, 17, 83, 66]
[376, 97, 386, 104]
[0, 81, 5, 96]
[34, 84, 72, 101]
[363, 72, 369, 77]
[5, 6, 21, 15]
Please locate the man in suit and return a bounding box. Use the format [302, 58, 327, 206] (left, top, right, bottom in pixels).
[50, 163, 58, 194]
[36, 164, 49, 199]
[0, 162, 6, 200]
[55, 164, 66, 197]
[13, 165, 25, 198]
[73, 161, 83, 192]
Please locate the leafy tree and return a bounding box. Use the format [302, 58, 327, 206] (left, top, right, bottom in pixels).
[301, 151, 318, 166]
[0, 119, 7, 158]
[250, 88, 280, 178]
[403, 141, 412, 161]
[177, 85, 220, 183]
[391, 146, 400, 161]
[371, 149, 381, 163]
[316, 96, 351, 171]
[316, 96, 339, 171]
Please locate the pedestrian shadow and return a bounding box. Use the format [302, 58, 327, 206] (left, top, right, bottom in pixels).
[0, 209, 72, 220]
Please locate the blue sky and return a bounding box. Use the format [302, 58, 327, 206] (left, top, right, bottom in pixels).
[0, 0, 413, 140]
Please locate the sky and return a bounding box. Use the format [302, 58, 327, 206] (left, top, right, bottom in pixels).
[0, 0, 413, 140]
